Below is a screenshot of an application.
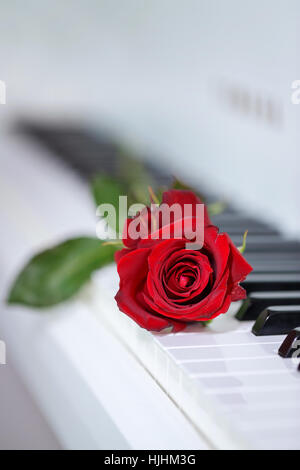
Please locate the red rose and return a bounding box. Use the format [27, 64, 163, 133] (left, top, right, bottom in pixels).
[115, 189, 253, 332]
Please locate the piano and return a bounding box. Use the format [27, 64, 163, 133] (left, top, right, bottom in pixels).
[1, 122, 299, 450]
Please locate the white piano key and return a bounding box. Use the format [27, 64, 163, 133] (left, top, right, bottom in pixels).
[170, 342, 279, 362]
[235, 405, 300, 427]
[224, 399, 300, 413]
[255, 435, 300, 450]
[197, 370, 300, 391]
[197, 375, 243, 389]
[156, 331, 283, 348]
[243, 421, 300, 436]
[215, 388, 300, 406]
[183, 356, 293, 376]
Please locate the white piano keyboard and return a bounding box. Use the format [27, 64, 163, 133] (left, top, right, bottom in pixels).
[91, 264, 300, 450]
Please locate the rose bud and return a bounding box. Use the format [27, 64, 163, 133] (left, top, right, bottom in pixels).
[115, 189, 253, 332]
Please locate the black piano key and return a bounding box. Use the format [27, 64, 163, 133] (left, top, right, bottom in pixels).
[17, 122, 173, 186]
[19, 124, 121, 178]
[245, 252, 300, 262]
[298, 363, 300, 372]
[212, 214, 267, 226]
[231, 235, 300, 253]
[236, 291, 300, 321]
[249, 260, 300, 273]
[231, 234, 282, 241]
[214, 220, 279, 238]
[278, 328, 300, 358]
[252, 306, 300, 336]
[241, 273, 300, 294]
[223, 226, 279, 237]
[216, 220, 279, 236]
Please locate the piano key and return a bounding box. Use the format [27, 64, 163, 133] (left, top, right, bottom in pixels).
[231, 235, 300, 252]
[18, 122, 173, 185]
[156, 330, 281, 348]
[245, 251, 300, 262]
[249, 260, 300, 273]
[236, 291, 300, 321]
[252, 306, 300, 336]
[24, 126, 120, 176]
[215, 220, 278, 234]
[231, 233, 284, 242]
[278, 328, 300, 358]
[170, 342, 277, 362]
[252, 434, 300, 451]
[238, 415, 300, 433]
[211, 214, 269, 227]
[183, 356, 292, 376]
[197, 370, 300, 391]
[241, 273, 300, 293]
[225, 227, 279, 237]
[216, 388, 300, 407]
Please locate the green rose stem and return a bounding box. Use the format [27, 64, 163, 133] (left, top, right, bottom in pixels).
[102, 240, 124, 247]
[238, 230, 249, 254]
[148, 186, 160, 205]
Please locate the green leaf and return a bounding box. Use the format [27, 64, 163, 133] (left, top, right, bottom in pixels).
[91, 175, 124, 212]
[91, 175, 125, 234]
[118, 148, 154, 205]
[207, 200, 227, 217]
[91, 155, 155, 234]
[201, 319, 213, 327]
[7, 237, 118, 308]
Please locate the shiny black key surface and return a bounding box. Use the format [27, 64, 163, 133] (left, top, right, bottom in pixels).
[278, 328, 300, 358]
[252, 306, 300, 336]
[248, 260, 300, 273]
[245, 252, 300, 262]
[241, 273, 300, 294]
[236, 291, 300, 321]
[212, 214, 268, 226]
[22, 125, 121, 178]
[17, 122, 173, 186]
[221, 226, 279, 237]
[212, 217, 278, 235]
[231, 235, 300, 253]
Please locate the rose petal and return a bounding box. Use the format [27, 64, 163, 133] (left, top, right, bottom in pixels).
[162, 189, 211, 226]
[115, 248, 186, 331]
